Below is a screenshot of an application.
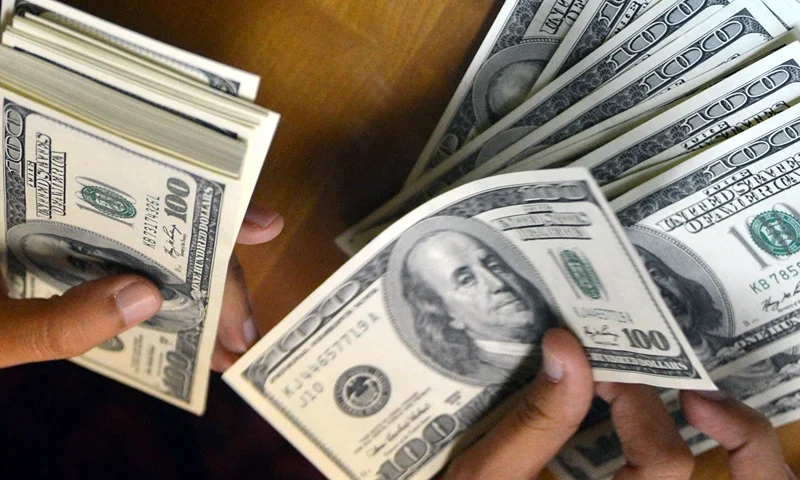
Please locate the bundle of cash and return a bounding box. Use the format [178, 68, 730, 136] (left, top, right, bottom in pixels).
[0, 0, 279, 414]
[225, 0, 800, 478]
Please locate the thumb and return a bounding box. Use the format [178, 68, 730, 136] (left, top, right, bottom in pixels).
[442, 328, 594, 480]
[0, 275, 162, 367]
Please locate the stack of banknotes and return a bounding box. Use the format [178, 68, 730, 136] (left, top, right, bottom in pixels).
[223, 0, 800, 478]
[0, 0, 279, 414]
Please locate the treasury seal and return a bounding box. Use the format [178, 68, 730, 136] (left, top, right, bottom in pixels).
[749, 210, 800, 257]
[334, 365, 391, 417]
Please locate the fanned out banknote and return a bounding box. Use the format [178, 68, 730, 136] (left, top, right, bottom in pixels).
[437, 0, 736, 176]
[600, 153, 690, 199]
[502, 28, 800, 174]
[571, 41, 800, 184]
[225, 169, 721, 480]
[0, 1, 278, 414]
[404, 0, 646, 185]
[533, 0, 661, 89]
[459, 0, 798, 176]
[611, 101, 800, 379]
[337, 0, 800, 255]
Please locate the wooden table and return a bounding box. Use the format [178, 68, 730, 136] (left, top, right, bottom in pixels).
[41, 0, 800, 477]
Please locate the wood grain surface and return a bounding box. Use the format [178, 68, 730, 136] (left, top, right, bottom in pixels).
[41, 0, 800, 477]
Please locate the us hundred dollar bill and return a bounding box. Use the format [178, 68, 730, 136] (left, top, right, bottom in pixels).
[0, 89, 244, 414]
[600, 153, 690, 199]
[338, 0, 795, 255]
[533, 0, 660, 90]
[459, 0, 797, 180]
[0, 0, 261, 100]
[551, 346, 800, 479]
[226, 169, 714, 480]
[572, 41, 800, 185]
[412, 0, 738, 177]
[612, 101, 800, 380]
[501, 29, 800, 176]
[404, 0, 590, 185]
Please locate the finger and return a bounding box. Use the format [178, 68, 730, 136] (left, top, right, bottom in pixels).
[237, 204, 284, 245]
[214, 255, 260, 365]
[442, 329, 594, 480]
[0, 275, 161, 367]
[681, 391, 794, 480]
[595, 383, 693, 480]
[211, 337, 241, 373]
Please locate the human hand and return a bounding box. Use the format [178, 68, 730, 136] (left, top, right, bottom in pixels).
[593, 383, 797, 479]
[441, 328, 796, 480]
[680, 389, 798, 480]
[441, 328, 594, 480]
[0, 203, 283, 371]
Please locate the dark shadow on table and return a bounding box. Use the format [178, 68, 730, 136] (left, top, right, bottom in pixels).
[0, 363, 324, 480]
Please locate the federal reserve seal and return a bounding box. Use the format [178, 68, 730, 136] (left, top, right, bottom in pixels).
[334, 365, 391, 417]
[749, 210, 800, 257]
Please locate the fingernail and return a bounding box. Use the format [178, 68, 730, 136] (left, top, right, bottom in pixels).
[115, 282, 161, 326]
[243, 317, 260, 347]
[245, 206, 281, 229]
[695, 389, 728, 401]
[219, 333, 247, 354]
[543, 347, 564, 382]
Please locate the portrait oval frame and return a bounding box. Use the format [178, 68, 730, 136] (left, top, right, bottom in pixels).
[7, 220, 181, 292]
[474, 127, 535, 168]
[384, 215, 555, 386]
[472, 41, 559, 130]
[626, 225, 734, 338]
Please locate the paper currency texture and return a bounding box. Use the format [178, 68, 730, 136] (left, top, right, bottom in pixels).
[226, 169, 712, 480]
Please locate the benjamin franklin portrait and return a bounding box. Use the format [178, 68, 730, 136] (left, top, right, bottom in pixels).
[627, 226, 733, 369]
[386, 216, 557, 385]
[8, 221, 203, 333]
